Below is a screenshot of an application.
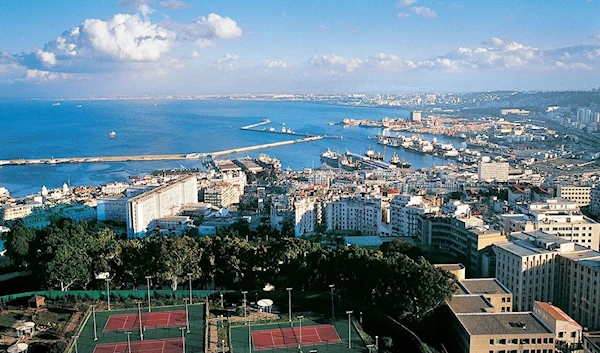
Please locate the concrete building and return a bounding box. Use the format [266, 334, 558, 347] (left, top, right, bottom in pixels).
[0, 203, 42, 222]
[557, 185, 592, 207]
[589, 186, 600, 217]
[478, 162, 509, 182]
[532, 301, 583, 352]
[457, 278, 513, 313]
[326, 196, 382, 236]
[294, 197, 318, 237]
[152, 216, 193, 235]
[584, 332, 600, 353]
[418, 214, 507, 277]
[390, 195, 438, 237]
[126, 176, 198, 237]
[410, 110, 422, 122]
[435, 263, 466, 281]
[202, 182, 239, 208]
[494, 231, 600, 330]
[96, 197, 128, 222]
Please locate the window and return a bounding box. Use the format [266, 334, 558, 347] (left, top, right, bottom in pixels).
[558, 332, 564, 338]
[490, 339, 495, 345]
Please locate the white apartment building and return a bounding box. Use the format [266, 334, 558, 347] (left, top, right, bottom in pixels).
[557, 185, 592, 207]
[202, 182, 239, 208]
[326, 196, 382, 236]
[0, 203, 42, 222]
[294, 197, 318, 237]
[126, 176, 198, 237]
[97, 196, 128, 222]
[478, 162, 509, 182]
[390, 195, 438, 237]
[101, 182, 129, 195]
[495, 231, 600, 330]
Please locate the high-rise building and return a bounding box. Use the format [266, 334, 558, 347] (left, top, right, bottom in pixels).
[126, 176, 198, 237]
[326, 196, 382, 236]
[557, 185, 592, 207]
[390, 195, 438, 237]
[478, 162, 509, 182]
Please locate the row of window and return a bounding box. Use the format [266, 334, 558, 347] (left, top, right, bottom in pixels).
[489, 350, 551, 353]
[490, 338, 554, 345]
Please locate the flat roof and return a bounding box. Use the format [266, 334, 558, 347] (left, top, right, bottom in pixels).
[447, 295, 494, 314]
[435, 263, 465, 271]
[457, 312, 553, 336]
[459, 279, 510, 295]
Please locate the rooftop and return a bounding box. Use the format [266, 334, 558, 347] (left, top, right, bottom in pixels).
[534, 301, 581, 328]
[459, 279, 510, 295]
[435, 263, 465, 271]
[447, 295, 494, 314]
[457, 312, 553, 336]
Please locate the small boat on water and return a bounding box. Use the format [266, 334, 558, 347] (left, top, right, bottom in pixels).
[109, 131, 117, 138]
[52, 102, 61, 106]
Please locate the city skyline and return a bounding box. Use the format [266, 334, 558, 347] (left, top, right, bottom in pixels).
[1, 0, 600, 97]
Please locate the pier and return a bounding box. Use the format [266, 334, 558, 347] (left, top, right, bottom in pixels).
[240, 119, 271, 130]
[241, 120, 343, 139]
[0, 136, 323, 167]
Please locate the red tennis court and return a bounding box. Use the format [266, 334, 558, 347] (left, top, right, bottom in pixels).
[252, 324, 342, 351]
[93, 337, 183, 353]
[103, 310, 187, 332]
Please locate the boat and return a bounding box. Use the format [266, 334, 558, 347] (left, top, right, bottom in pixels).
[340, 156, 360, 171]
[365, 147, 384, 160]
[320, 149, 339, 168]
[256, 154, 282, 170]
[76, 104, 83, 108]
[52, 102, 61, 106]
[109, 131, 116, 138]
[328, 122, 336, 126]
[390, 152, 411, 169]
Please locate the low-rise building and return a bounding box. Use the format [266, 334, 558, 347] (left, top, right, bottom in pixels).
[532, 301, 582, 353]
[557, 185, 592, 207]
[583, 332, 600, 353]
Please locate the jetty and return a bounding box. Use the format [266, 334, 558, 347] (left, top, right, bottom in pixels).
[240, 119, 271, 130]
[0, 136, 323, 167]
[241, 120, 343, 139]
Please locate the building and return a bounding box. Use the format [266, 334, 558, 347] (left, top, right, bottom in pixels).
[326, 196, 382, 236]
[294, 197, 318, 237]
[532, 301, 582, 353]
[478, 162, 509, 182]
[410, 110, 422, 122]
[152, 216, 193, 235]
[418, 215, 507, 277]
[0, 203, 42, 222]
[435, 263, 466, 281]
[589, 186, 600, 217]
[202, 182, 239, 208]
[583, 332, 600, 353]
[557, 185, 592, 207]
[390, 195, 438, 237]
[494, 231, 600, 330]
[126, 176, 198, 237]
[97, 197, 128, 222]
[457, 278, 513, 313]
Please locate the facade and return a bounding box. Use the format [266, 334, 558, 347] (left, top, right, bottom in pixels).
[590, 186, 600, 217]
[390, 195, 438, 237]
[96, 197, 128, 222]
[126, 176, 198, 237]
[557, 185, 592, 207]
[418, 214, 507, 277]
[457, 279, 513, 313]
[294, 197, 318, 237]
[532, 301, 582, 352]
[326, 196, 382, 236]
[583, 332, 600, 353]
[478, 162, 509, 182]
[202, 182, 239, 208]
[152, 216, 193, 235]
[0, 203, 42, 222]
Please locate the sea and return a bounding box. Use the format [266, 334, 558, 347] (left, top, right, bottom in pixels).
[0, 99, 465, 197]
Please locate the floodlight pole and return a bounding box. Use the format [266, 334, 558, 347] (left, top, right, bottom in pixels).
[126, 331, 133, 353]
[375, 336, 379, 351]
[188, 273, 193, 305]
[286, 287, 293, 322]
[297, 315, 304, 349]
[145, 276, 152, 312]
[222, 339, 225, 353]
[181, 327, 186, 353]
[360, 311, 363, 324]
[74, 335, 79, 353]
[329, 284, 335, 317]
[184, 297, 190, 333]
[106, 278, 111, 311]
[242, 291, 248, 324]
[92, 305, 98, 340]
[137, 301, 144, 340]
[220, 292, 224, 309]
[248, 320, 252, 353]
[346, 311, 353, 349]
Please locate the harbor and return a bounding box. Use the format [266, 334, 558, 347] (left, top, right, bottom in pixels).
[241, 120, 343, 139]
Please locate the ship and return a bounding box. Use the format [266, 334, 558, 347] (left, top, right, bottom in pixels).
[365, 147, 384, 160]
[109, 131, 116, 138]
[256, 153, 282, 170]
[389, 152, 411, 169]
[339, 156, 360, 171]
[320, 149, 340, 168]
[52, 102, 61, 106]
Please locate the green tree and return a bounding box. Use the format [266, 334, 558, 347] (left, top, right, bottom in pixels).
[154, 235, 203, 290]
[380, 240, 423, 260]
[4, 219, 36, 267]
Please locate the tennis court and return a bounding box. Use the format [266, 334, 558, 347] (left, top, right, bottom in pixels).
[93, 337, 183, 353]
[103, 310, 187, 332]
[252, 324, 341, 351]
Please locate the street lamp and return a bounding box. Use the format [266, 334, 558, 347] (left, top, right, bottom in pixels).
[248, 319, 252, 353]
[74, 335, 79, 353]
[346, 311, 353, 349]
[184, 298, 190, 333]
[367, 344, 375, 353]
[360, 311, 363, 324]
[222, 339, 225, 353]
[220, 292, 224, 309]
[286, 288, 293, 322]
[375, 335, 379, 351]
[145, 276, 152, 312]
[180, 327, 187, 353]
[329, 284, 335, 317]
[187, 273, 193, 305]
[136, 301, 144, 340]
[92, 305, 98, 340]
[125, 331, 133, 353]
[242, 291, 248, 324]
[106, 278, 111, 311]
[297, 315, 304, 349]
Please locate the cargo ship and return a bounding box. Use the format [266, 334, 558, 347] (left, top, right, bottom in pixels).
[320, 149, 340, 168]
[389, 152, 411, 169]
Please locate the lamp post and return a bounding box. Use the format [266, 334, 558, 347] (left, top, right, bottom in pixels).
[106, 278, 111, 311]
[375, 336, 379, 351]
[184, 297, 190, 333]
[188, 273, 193, 305]
[286, 288, 293, 322]
[360, 312, 363, 325]
[145, 276, 152, 312]
[248, 320, 252, 353]
[367, 344, 375, 353]
[125, 331, 133, 353]
[242, 291, 248, 324]
[181, 327, 186, 353]
[346, 311, 353, 349]
[329, 284, 335, 317]
[222, 339, 225, 353]
[137, 301, 144, 340]
[220, 292, 224, 309]
[74, 335, 79, 353]
[92, 305, 98, 340]
[297, 315, 304, 349]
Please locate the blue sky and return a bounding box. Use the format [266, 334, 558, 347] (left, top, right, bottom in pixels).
[0, 0, 599, 97]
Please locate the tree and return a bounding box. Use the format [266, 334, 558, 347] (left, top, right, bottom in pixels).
[154, 235, 203, 290]
[45, 244, 92, 291]
[4, 219, 36, 267]
[380, 240, 423, 260]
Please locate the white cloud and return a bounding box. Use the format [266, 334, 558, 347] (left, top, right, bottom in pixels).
[411, 6, 438, 18]
[160, 0, 189, 9]
[397, 0, 417, 7]
[590, 33, 600, 41]
[35, 49, 57, 66]
[22, 69, 71, 82]
[309, 54, 364, 72]
[215, 53, 240, 70]
[397, 12, 410, 18]
[263, 60, 288, 69]
[191, 51, 200, 58]
[119, 0, 153, 7]
[180, 13, 242, 48]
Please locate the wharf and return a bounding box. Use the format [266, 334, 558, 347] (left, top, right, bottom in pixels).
[0, 136, 323, 167]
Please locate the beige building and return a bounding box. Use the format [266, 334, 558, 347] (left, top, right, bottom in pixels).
[557, 185, 592, 207]
[584, 332, 600, 353]
[202, 182, 239, 208]
[457, 279, 513, 313]
[326, 196, 382, 236]
[478, 162, 509, 182]
[435, 263, 466, 281]
[533, 301, 582, 352]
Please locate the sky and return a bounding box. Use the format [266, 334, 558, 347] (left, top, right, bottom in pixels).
[0, 0, 599, 97]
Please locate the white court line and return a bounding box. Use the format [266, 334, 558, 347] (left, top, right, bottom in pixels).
[314, 327, 322, 342]
[326, 324, 342, 342]
[122, 315, 129, 330]
[161, 341, 166, 353]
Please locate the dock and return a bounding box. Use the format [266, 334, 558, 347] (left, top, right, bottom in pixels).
[240, 119, 271, 130]
[241, 120, 343, 139]
[0, 136, 323, 167]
